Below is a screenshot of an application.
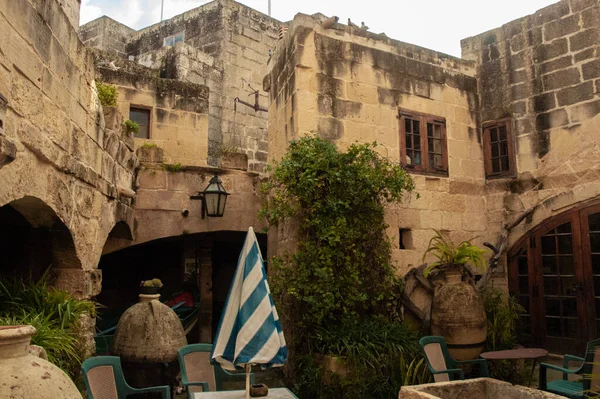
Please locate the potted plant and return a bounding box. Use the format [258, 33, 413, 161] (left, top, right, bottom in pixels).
[140, 278, 163, 295]
[423, 230, 488, 360]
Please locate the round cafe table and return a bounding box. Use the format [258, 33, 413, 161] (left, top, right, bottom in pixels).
[480, 348, 548, 386]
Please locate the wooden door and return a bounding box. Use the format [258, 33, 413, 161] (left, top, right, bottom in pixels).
[509, 206, 594, 354]
[534, 214, 585, 353]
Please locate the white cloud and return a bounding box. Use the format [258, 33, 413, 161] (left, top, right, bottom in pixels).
[80, 0, 103, 25]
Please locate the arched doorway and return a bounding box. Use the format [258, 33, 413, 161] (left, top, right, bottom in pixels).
[509, 200, 600, 354]
[0, 196, 80, 280]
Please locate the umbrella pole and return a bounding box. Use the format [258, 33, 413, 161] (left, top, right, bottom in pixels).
[246, 364, 251, 399]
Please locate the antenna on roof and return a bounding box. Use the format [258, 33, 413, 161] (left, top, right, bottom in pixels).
[161, 0, 165, 22]
[268, 0, 271, 16]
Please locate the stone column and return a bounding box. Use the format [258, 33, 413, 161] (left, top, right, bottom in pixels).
[198, 238, 213, 343]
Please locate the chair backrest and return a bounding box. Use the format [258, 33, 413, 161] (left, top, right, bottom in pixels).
[82, 356, 127, 399]
[419, 336, 451, 382]
[178, 344, 216, 392]
[581, 338, 600, 393]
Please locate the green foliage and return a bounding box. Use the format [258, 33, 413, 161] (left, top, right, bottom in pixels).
[123, 119, 139, 135]
[422, 230, 488, 277]
[141, 142, 158, 149]
[483, 288, 526, 384]
[141, 278, 163, 288]
[484, 288, 524, 351]
[260, 137, 418, 398]
[95, 81, 118, 107]
[0, 272, 96, 378]
[295, 320, 430, 399]
[162, 162, 183, 172]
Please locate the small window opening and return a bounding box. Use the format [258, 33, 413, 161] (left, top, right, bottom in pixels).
[129, 107, 150, 139]
[399, 229, 413, 250]
[163, 32, 185, 47]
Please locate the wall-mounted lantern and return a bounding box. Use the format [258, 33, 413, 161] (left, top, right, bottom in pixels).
[190, 175, 229, 219]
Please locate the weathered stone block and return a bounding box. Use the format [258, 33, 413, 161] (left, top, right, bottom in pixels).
[533, 92, 556, 113]
[534, 38, 568, 63]
[571, 0, 596, 12]
[544, 14, 580, 41]
[536, 108, 568, 130]
[582, 59, 600, 80]
[539, 55, 572, 75]
[571, 99, 600, 122]
[221, 152, 248, 170]
[569, 29, 600, 52]
[557, 81, 594, 106]
[103, 106, 123, 132]
[532, 2, 570, 26]
[575, 48, 595, 63]
[0, 135, 17, 168]
[542, 67, 581, 91]
[136, 145, 165, 163]
[582, 7, 600, 29]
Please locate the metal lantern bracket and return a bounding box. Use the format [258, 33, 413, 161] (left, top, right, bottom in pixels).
[189, 192, 208, 219]
[234, 84, 268, 113]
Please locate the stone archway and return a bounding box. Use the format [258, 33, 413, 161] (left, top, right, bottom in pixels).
[0, 196, 81, 281]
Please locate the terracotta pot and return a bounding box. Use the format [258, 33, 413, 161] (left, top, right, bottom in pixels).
[140, 286, 160, 295]
[0, 325, 82, 399]
[430, 265, 487, 361]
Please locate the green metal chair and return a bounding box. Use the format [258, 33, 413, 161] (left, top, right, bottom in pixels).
[419, 336, 489, 382]
[177, 343, 255, 398]
[539, 339, 600, 398]
[82, 356, 170, 399]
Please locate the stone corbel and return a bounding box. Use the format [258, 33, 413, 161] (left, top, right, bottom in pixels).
[0, 135, 16, 169]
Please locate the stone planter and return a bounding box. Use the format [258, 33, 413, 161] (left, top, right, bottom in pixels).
[430, 265, 487, 360]
[112, 293, 187, 397]
[399, 378, 564, 399]
[0, 325, 82, 399]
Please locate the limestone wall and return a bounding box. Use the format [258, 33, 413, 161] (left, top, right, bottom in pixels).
[0, 0, 136, 297]
[265, 16, 500, 275]
[130, 165, 266, 248]
[96, 56, 210, 167]
[462, 0, 600, 247]
[123, 0, 281, 172]
[79, 16, 135, 59]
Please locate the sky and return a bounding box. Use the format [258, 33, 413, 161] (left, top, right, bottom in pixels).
[80, 0, 559, 57]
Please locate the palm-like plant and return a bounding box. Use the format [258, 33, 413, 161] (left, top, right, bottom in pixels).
[422, 230, 488, 277]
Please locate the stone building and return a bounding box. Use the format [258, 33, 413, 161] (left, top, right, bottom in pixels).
[3, 0, 600, 355]
[266, 0, 600, 354]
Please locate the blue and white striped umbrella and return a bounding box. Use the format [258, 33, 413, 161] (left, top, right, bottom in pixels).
[211, 227, 287, 371]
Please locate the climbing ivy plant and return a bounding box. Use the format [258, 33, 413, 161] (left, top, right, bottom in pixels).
[260, 137, 418, 397]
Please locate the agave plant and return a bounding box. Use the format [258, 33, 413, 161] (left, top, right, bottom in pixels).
[422, 230, 488, 277]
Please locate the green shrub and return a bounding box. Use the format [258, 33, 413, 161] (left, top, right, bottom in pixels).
[0, 272, 96, 379]
[260, 137, 418, 398]
[483, 288, 526, 384]
[123, 119, 139, 135]
[422, 230, 487, 277]
[95, 81, 118, 107]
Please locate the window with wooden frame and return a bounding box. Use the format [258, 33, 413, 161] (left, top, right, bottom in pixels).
[129, 107, 151, 139]
[483, 119, 515, 179]
[399, 110, 448, 175]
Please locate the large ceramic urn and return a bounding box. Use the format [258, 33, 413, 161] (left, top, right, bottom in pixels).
[0, 325, 82, 399]
[112, 294, 187, 395]
[430, 266, 487, 361]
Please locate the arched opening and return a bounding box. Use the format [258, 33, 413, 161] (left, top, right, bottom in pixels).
[508, 199, 600, 355]
[0, 196, 79, 281]
[95, 230, 267, 351]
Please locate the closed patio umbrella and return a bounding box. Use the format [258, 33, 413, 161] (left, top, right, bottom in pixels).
[211, 227, 287, 398]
